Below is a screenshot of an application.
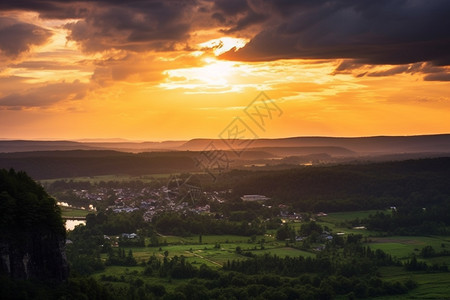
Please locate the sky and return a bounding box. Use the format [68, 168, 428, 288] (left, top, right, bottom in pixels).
[0, 0, 449, 141]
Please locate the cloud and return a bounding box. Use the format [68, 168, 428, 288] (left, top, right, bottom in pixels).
[8, 60, 82, 70]
[2, 0, 450, 68]
[0, 1, 91, 19]
[0, 80, 88, 109]
[333, 60, 450, 81]
[63, 1, 196, 53]
[1, 1, 198, 53]
[0, 16, 51, 57]
[212, 0, 268, 33]
[424, 72, 450, 81]
[90, 52, 205, 86]
[221, 0, 450, 66]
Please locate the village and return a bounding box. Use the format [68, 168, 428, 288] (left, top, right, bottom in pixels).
[60, 178, 338, 249]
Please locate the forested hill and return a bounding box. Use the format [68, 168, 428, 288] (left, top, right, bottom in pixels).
[0, 150, 198, 179]
[226, 157, 450, 212]
[2, 134, 450, 154]
[0, 150, 277, 179]
[179, 134, 450, 154]
[0, 169, 68, 281]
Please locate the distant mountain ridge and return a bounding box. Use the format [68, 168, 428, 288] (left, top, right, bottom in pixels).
[1, 134, 450, 155]
[178, 134, 450, 155]
[0, 140, 185, 153]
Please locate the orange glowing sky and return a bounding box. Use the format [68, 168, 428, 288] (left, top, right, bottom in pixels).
[1, 1, 449, 140]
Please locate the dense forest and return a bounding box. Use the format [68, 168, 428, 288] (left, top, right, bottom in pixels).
[351, 203, 450, 235]
[211, 157, 450, 212]
[0, 151, 198, 179]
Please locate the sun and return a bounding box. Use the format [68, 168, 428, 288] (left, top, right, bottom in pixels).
[161, 58, 238, 91]
[158, 37, 249, 92]
[191, 58, 236, 85]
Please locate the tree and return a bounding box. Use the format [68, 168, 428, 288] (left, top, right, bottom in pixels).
[276, 224, 294, 241]
[420, 246, 435, 258]
[150, 235, 159, 247]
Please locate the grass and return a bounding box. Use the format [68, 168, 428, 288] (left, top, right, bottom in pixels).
[103, 235, 316, 269]
[365, 236, 450, 260]
[256, 247, 316, 258]
[157, 234, 274, 245]
[320, 210, 384, 223]
[92, 209, 450, 298]
[93, 236, 318, 294]
[60, 206, 91, 218]
[91, 265, 183, 293]
[376, 266, 450, 299]
[313, 210, 389, 237]
[284, 210, 450, 299]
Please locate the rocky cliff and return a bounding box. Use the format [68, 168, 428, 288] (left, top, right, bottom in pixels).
[0, 169, 68, 281]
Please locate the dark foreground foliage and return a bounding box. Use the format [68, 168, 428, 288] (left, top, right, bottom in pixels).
[0, 275, 118, 300]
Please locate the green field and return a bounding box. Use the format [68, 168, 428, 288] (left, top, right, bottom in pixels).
[93, 234, 319, 294]
[290, 210, 450, 299]
[106, 234, 316, 268]
[60, 206, 91, 218]
[91, 210, 450, 298]
[300, 210, 384, 236]
[376, 266, 450, 299]
[91, 265, 184, 293]
[157, 234, 267, 245]
[319, 210, 386, 223]
[365, 236, 450, 260]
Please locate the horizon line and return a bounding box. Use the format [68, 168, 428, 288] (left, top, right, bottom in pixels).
[1, 132, 450, 143]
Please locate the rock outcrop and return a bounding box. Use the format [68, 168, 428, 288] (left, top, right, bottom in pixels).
[0, 169, 68, 281]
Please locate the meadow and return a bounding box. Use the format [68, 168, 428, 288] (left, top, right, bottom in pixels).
[102, 234, 316, 268]
[317, 211, 450, 299]
[377, 266, 450, 299]
[314, 209, 387, 236]
[93, 233, 318, 294]
[81, 209, 450, 299]
[60, 206, 91, 218]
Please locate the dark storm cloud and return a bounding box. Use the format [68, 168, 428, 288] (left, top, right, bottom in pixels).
[214, 0, 249, 16]
[0, 17, 51, 57]
[1, 0, 196, 52]
[333, 60, 450, 81]
[222, 11, 268, 33]
[212, 0, 268, 33]
[64, 1, 195, 52]
[221, 0, 450, 66]
[2, 0, 450, 67]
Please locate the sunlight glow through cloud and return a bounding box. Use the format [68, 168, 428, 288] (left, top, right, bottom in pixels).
[0, 1, 449, 140]
[198, 37, 248, 56]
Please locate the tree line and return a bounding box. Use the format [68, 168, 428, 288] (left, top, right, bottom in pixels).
[214, 158, 450, 212]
